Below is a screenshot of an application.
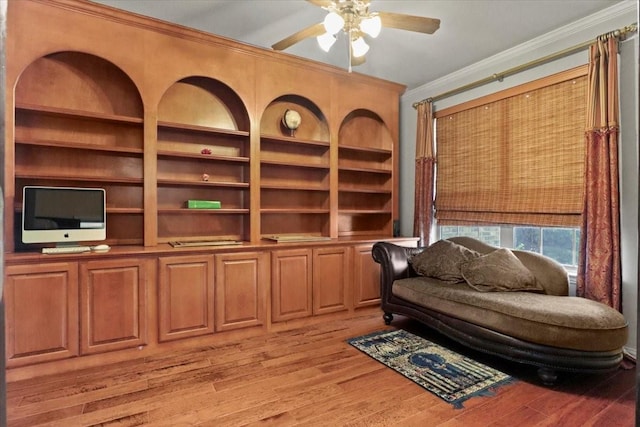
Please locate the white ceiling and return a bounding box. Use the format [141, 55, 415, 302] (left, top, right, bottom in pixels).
[92, 0, 626, 89]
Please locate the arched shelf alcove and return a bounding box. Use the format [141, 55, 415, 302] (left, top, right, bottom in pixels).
[338, 109, 394, 237]
[259, 95, 331, 240]
[13, 51, 145, 249]
[156, 76, 251, 244]
[157, 76, 249, 132]
[16, 50, 143, 117]
[260, 94, 328, 141]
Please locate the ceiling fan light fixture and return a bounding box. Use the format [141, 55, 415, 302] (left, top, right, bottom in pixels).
[271, 1, 441, 71]
[360, 14, 381, 38]
[351, 36, 369, 57]
[317, 32, 337, 52]
[323, 11, 344, 35]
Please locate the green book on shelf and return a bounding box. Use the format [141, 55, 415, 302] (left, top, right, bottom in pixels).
[187, 200, 221, 209]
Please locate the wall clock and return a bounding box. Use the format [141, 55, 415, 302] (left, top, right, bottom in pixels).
[282, 109, 302, 136]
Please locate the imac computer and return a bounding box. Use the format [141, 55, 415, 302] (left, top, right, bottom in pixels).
[22, 186, 106, 253]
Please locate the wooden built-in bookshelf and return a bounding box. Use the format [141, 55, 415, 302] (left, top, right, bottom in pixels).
[3, 0, 417, 375]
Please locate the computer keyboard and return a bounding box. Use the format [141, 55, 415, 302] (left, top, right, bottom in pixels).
[42, 246, 91, 254]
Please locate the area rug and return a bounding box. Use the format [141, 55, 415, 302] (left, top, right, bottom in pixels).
[348, 329, 516, 409]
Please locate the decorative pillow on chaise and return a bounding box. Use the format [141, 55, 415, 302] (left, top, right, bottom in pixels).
[409, 239, 480, 283]
[461, 248, 543, 292]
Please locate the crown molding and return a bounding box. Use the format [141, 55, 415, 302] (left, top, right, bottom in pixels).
[405, 0, 637, 102]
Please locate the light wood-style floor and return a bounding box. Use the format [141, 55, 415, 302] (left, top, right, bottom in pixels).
[6, 311, 636, 426]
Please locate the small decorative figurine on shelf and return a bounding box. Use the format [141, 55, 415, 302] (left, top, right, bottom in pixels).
[201, 147, 212, 155]
[282, 109, 301, 137]
[202, 173, 209, 182]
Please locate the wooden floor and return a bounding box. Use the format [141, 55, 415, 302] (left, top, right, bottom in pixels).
[5, 311, 636, 426]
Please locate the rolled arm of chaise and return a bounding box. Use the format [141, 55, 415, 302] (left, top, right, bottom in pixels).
[372, 242, 423, 294]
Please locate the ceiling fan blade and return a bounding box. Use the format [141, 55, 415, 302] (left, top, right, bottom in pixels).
[306, 0, 334, 8]
[272, 22, 326, 51]
[378, 11, 441, 34]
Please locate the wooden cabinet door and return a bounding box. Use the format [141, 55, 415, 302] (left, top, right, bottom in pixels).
[352, 244, 382, 308]
[4, 262, 79, 367]
[271, 248, 313, 322]
[312, 247, 350, 315]
[215, 252, 268, 331]
[158, 255, 215, 342]
[79, 258, 148, 355]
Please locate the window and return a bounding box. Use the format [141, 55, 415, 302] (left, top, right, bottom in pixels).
[439, 225, 501, 247]
[432, 68, 587, 274]
[439, 225, 580, 269]
[515, 226, 580, 266]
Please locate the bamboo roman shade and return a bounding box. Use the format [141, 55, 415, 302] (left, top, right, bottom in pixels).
[435, 73, 587, 227]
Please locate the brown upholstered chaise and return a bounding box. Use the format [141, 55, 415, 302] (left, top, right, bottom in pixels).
[372, 237, 628, 384]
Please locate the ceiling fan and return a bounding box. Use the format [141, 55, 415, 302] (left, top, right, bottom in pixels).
[271, 0, 441, 71]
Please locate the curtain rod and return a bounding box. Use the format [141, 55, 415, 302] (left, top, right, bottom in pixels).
[413, 22, 638, 108]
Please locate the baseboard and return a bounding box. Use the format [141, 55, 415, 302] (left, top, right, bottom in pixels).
[623, 346, 636, 361]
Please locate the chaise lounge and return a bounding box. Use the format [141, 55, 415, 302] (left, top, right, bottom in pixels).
[372, 237, 628, 384]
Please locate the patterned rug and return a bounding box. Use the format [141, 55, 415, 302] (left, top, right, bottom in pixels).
[348, 329, 516, 409]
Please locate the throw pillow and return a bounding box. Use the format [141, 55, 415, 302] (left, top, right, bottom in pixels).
[409, 239, 480, 283]
[460, 248, 543, 292]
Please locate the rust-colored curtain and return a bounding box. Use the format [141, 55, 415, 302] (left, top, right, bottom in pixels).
[413, 101, 435, 246]
[576, 36, 621, 310]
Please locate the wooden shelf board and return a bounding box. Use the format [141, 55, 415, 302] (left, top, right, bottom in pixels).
[156, 180, 249, 188]
[339, 188, 392, 194]
[338, 166, 392, 174]
[261, 134, 330, 148]
[13, 206, 144, 214]
[261, 160, 330, 170]
[107, 208, 144, 214]
[16, 103, 143, 124]
[339, 145, 392, 155]
[338, 230, 392, 237]
[338, 210, 392, 214]
[158, 121, 249, 137]
[157, 150, 249, 163]
[261, 185, 329, 192]
[262, 234, 331, 242]
[158, 208, 249, 214]
[260, 209, 330, 214]
[15, 138, 143, 154]
[15, 174, 143, 184]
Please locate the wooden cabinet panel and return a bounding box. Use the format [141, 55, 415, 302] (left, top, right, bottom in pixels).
[353, 244, 382, 308]
[4, 262, 79, 367]
[272, 246, 349, 320]
[214, 252, 268, 331]
[271, 249, 313, 322]
[158, 255, 215, 342]
[80, 258, 147, 354]
[312, 247, 350, 314]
